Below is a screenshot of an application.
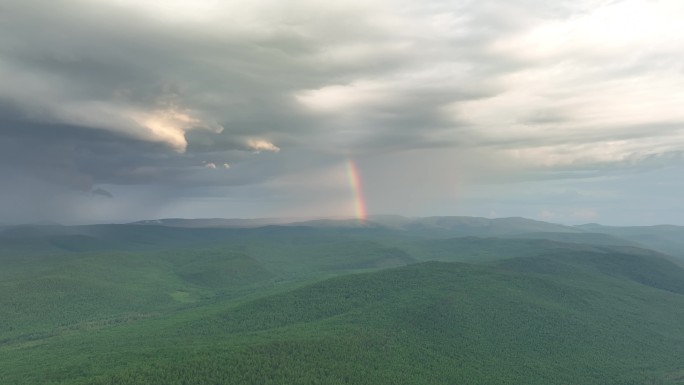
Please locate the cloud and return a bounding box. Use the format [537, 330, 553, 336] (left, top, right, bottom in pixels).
[129, 107, 223, 152]
[204, 163, 217, 169]
[2, 0, 684, 223]
[92, 187, 114, 198]
[295, 81, 390, 113]
[448, 0, 684, 167]
[247, 139, 280, 153]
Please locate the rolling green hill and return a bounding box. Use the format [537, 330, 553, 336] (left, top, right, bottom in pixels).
[0, 225, 676, 340]
[2, 247, 684, 384]
[2, 218, 684, 384]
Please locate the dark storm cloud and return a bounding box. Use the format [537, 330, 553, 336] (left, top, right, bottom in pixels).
[0, 115, 292, 195]
[1, 0, 316, 152]
[0, 117, 169, 188]
[0, 0, 530, 149]
[1, 0, 683, 223]
[0, 0, 482, 197]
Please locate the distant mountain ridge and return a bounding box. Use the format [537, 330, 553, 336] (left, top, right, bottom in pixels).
[371, 215, 583, 235]
[3, 215, 684, 261]
[129, 217, 315, 228]
[577, 223, 684, 258]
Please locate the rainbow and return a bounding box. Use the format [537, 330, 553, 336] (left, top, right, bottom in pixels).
[345, 159, 368, 222]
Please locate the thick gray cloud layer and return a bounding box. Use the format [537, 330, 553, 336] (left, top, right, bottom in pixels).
[1, 0, 683, 224]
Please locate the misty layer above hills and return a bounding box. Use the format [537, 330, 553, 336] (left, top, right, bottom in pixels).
[128, 215, 582, 233]
[2, 215, 682, 260]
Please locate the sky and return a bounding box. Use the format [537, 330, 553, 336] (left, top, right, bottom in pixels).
[1, 0, 684, 225]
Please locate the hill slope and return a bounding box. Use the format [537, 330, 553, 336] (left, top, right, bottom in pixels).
[577, 223, 684, 259]
[3, 251, 684, 385]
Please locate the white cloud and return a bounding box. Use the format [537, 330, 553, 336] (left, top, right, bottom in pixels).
[493, 0, 684, 61]
[130, 108, 223, 152]
[204, 162, 217, 169]
[445, 0, 684, 167]
[295, 81, 390, 113]
[55, 102, 224, 153]
[247, 139, 280, 153]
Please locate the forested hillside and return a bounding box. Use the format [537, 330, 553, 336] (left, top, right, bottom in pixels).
[2, 219, 684, 384]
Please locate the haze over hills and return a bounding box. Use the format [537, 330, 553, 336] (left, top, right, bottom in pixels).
[577, 223, 684, 259]
[129, 217, 322, 228]
[2, 216, 682, 262]
[2, 216, 684, 384]
[128, 215, 584, 233]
